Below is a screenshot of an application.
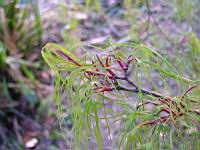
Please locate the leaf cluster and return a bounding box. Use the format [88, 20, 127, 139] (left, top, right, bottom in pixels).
[42, 42, 200, 149]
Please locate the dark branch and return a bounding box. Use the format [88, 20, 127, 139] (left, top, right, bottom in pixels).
[116, 85, 164, 98]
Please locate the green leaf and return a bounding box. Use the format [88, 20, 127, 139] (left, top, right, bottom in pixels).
[189, 32, 200, 77]
[0, 41, 6, 69]
[42, 43, 87, 72]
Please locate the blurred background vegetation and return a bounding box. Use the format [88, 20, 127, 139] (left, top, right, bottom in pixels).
[0, 0, 199, 149]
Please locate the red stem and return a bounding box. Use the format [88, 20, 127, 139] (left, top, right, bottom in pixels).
[96, 55, 104, 67]
[56, 50, 81, 66]
[117, 58, 128, 71]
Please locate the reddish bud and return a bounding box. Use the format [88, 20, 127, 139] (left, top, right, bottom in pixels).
[127, 57, 134, 64]
[96, 68, 100, 72]
[185, 85, 197, 94]
[159, 108, 170, 114]
[85, 70, 115, 80]
[117, 58, 128, 71]
[158, 99, 170, 107]
[165, 97, 172, 102]
[96, 86, 113, 92]
[106, 55, 110, 67]
[107, 68, 116, 76]
[85, 71, 105, 78]
[139, 116, 169, 127]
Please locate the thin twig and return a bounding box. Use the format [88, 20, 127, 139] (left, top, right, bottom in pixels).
[151, 15, 173, 44]
[144, 0, 151, 34]
[116, 85, 164, 98]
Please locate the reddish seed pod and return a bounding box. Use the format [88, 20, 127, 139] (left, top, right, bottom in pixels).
[94, 86, 113, 92]
[181, 85, 197, 101]
[185, 85, 197, 94]
[107, 74, 115, 80]
[117, 58, 124, 68]
[85, 71, 105, 78]
[96, 68, 100, 72]
[117, 58, 128, 71]
[122, 64, 128, 71]
[127, 58, 134, 64]
[106, 55, 110, 67]
[160, 108, 170, 114]
[107, 68, 116, 76]
[85, 70, 115, 80]
[99, 86, 113, 92]
[158, 99, 170, 107]
[159, 116, 169, 123]
[127, 55, 135, 65]
[140, 116, 169, 126]
[166, 97, 172, 101]
[105, 56, 116, 77]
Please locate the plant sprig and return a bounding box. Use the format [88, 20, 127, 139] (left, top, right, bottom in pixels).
[42, 42, 200, 149]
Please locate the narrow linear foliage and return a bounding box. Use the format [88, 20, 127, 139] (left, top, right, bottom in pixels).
[42, 42, 200, 149]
